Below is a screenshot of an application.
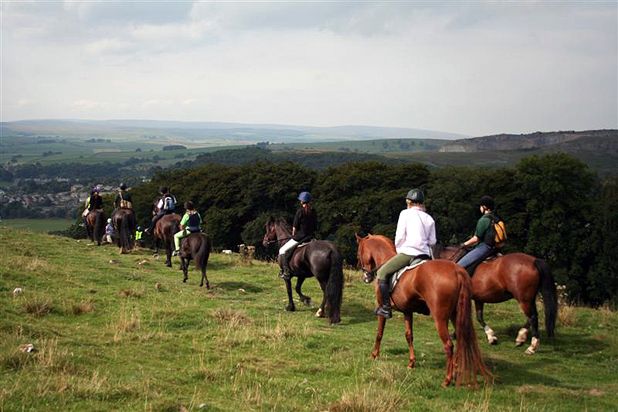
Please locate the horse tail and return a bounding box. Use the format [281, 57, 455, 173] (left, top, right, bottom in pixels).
[195, 234, 211, 270]
[94, 211, 105, 244]
[119, 212, 133, 251]
[454, 266, 493, 387]
[535, 259, 557, 338]
[325, 248, 344, 324]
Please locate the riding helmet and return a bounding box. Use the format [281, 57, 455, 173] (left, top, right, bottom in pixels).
[479, 195, 495, 210]
[406, 189, 424, 204]
[159, 186, 168, 194]
[107, 218, 112, 223]
[119, 183, 127, 190]
[298, 191, 312, 203]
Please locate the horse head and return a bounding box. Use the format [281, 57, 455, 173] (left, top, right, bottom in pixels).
[355, 233, 378, 284]
[262, 217, 278, 247]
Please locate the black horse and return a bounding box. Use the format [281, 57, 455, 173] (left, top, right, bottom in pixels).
[85, 209, 105, 246]
[262, 217, 343, 324]
[112, 208, 136, 254]
[179, 233, 211, 288]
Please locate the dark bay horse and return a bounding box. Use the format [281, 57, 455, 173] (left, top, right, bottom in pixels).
[154, 214, 181, 267]
[435, 245, 557, 355]
[112, 208, 136, 254]
[356, 234, 492, 388]
[180, 233, 211, 288]
[85, 209, 105, 245]
[262, 217, 343, 325]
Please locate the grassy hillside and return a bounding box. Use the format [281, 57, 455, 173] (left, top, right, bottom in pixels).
[1, 228, 617, 411]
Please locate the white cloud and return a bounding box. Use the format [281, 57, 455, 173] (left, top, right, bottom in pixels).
[1, 2, 616, 135]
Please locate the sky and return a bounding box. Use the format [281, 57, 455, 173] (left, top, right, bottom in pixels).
[1, 1, 617, 136]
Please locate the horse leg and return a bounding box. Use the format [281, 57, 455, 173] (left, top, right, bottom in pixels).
[476, 301, 498, 345]
[434, 317, 455, 387]
[404, 312, 416, 368]
[165, 241, 172, 267]
[371, 315, 387, 360]
[181, 258, 189, 283]
[315, 279, 328, 318]
[518, 300, 540, 355]
[295, 276, 312, 306]
[284, 278, 295, 312]
[200, 263, 209, 289]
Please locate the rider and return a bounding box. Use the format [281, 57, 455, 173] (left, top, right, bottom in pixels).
[104, 218, 115, 243]
[145, 186, 176, 234]
[173, 201, 202, 256]
[457, 195, 498, 276]
[82, 185, 103, 226]
[278, 191, 318, 280]
[135, 226, 144, 247]
[374, 189, 436, 319]
[114, 183, 133, 209]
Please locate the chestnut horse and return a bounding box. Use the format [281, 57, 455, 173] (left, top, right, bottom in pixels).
[153, 214, 181, 267]
[179, 233, 211, 288]
[262, 217, 343, 325]
[112, 208, 136, 254]
[356, 234, 492, 388]
[435, 245, 557, 355]
[85, 209, 105, 246]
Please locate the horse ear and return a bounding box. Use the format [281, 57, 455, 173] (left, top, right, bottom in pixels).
[355, 233, 364, 243]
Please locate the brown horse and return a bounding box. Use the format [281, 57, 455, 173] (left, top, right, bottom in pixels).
[435, 245, 557, 355]
[111, 208, 136, 254]
[154, 214, 181, 267]
[262, 217, 343, 325]
[179, 233, 211, 288]
[85, 209, 105, 245]
[356, 234, 492, 388]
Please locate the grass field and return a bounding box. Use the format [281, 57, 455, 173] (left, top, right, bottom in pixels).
[0, 219, 74, 233]
[1, 228, 617, 411]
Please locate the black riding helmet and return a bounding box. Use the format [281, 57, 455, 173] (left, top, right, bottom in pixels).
[119, 183, 127, 190]
[159, 186, 169, 194]
[479, 195, 495, 210]
[406, 188, 425, 204]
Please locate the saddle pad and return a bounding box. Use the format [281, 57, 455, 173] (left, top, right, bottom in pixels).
[390, 260, 428, 291]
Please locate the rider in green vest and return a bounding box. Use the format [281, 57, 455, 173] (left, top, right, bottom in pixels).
[173, 201, 202, 256]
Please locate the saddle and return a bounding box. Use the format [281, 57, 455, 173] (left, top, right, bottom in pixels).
[466, 252, 503, 276]
[389, 257, 430, 292]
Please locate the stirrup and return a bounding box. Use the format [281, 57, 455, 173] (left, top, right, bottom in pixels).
[374, 306, 392, 319]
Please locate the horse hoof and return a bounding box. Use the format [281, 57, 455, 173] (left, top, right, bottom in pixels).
[166, 263, 172, 268]
[489, 337, 498, 345]
[183, 279, 187, 283]
[315, 308, 324, 317]
[285, 305, 295, 312]
[302, 297, 312, 306]
[408, 360, 416, 369]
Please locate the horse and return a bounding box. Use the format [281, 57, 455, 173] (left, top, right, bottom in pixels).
[262, 217, 343, 325]
[85, 209, 105, 245]
[179, 233, 211, 288]
[154, 214, 181, 267]
[356, 234, 492, 388]
[111, 208, 136, 254]
[434, 245, 557, 355]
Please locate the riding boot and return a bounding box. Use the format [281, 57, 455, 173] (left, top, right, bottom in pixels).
[374, 279, 392, 318]
[279, 249, 294, 280]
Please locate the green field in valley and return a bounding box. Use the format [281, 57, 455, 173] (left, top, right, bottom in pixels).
[0, 219, 74, 233]
[1, 228, 617, 411]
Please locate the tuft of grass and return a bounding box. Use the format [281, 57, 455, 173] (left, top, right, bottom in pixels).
[212, 308, 252, 327]
[112, 308, 141, 342]
[328, 383, 406, 412]
[23, 296, 54, 317]
[71, 300, 95, 315]
[118, 288, 143, 298]
[558, 304, 577, 327]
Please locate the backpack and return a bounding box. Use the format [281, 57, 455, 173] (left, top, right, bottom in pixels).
[118, 192, 132, 209]
[163, 195, 176, 211]
[491, 215, 507, 248]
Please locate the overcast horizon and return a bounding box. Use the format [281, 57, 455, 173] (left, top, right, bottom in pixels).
[2, 2, 617, 136]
